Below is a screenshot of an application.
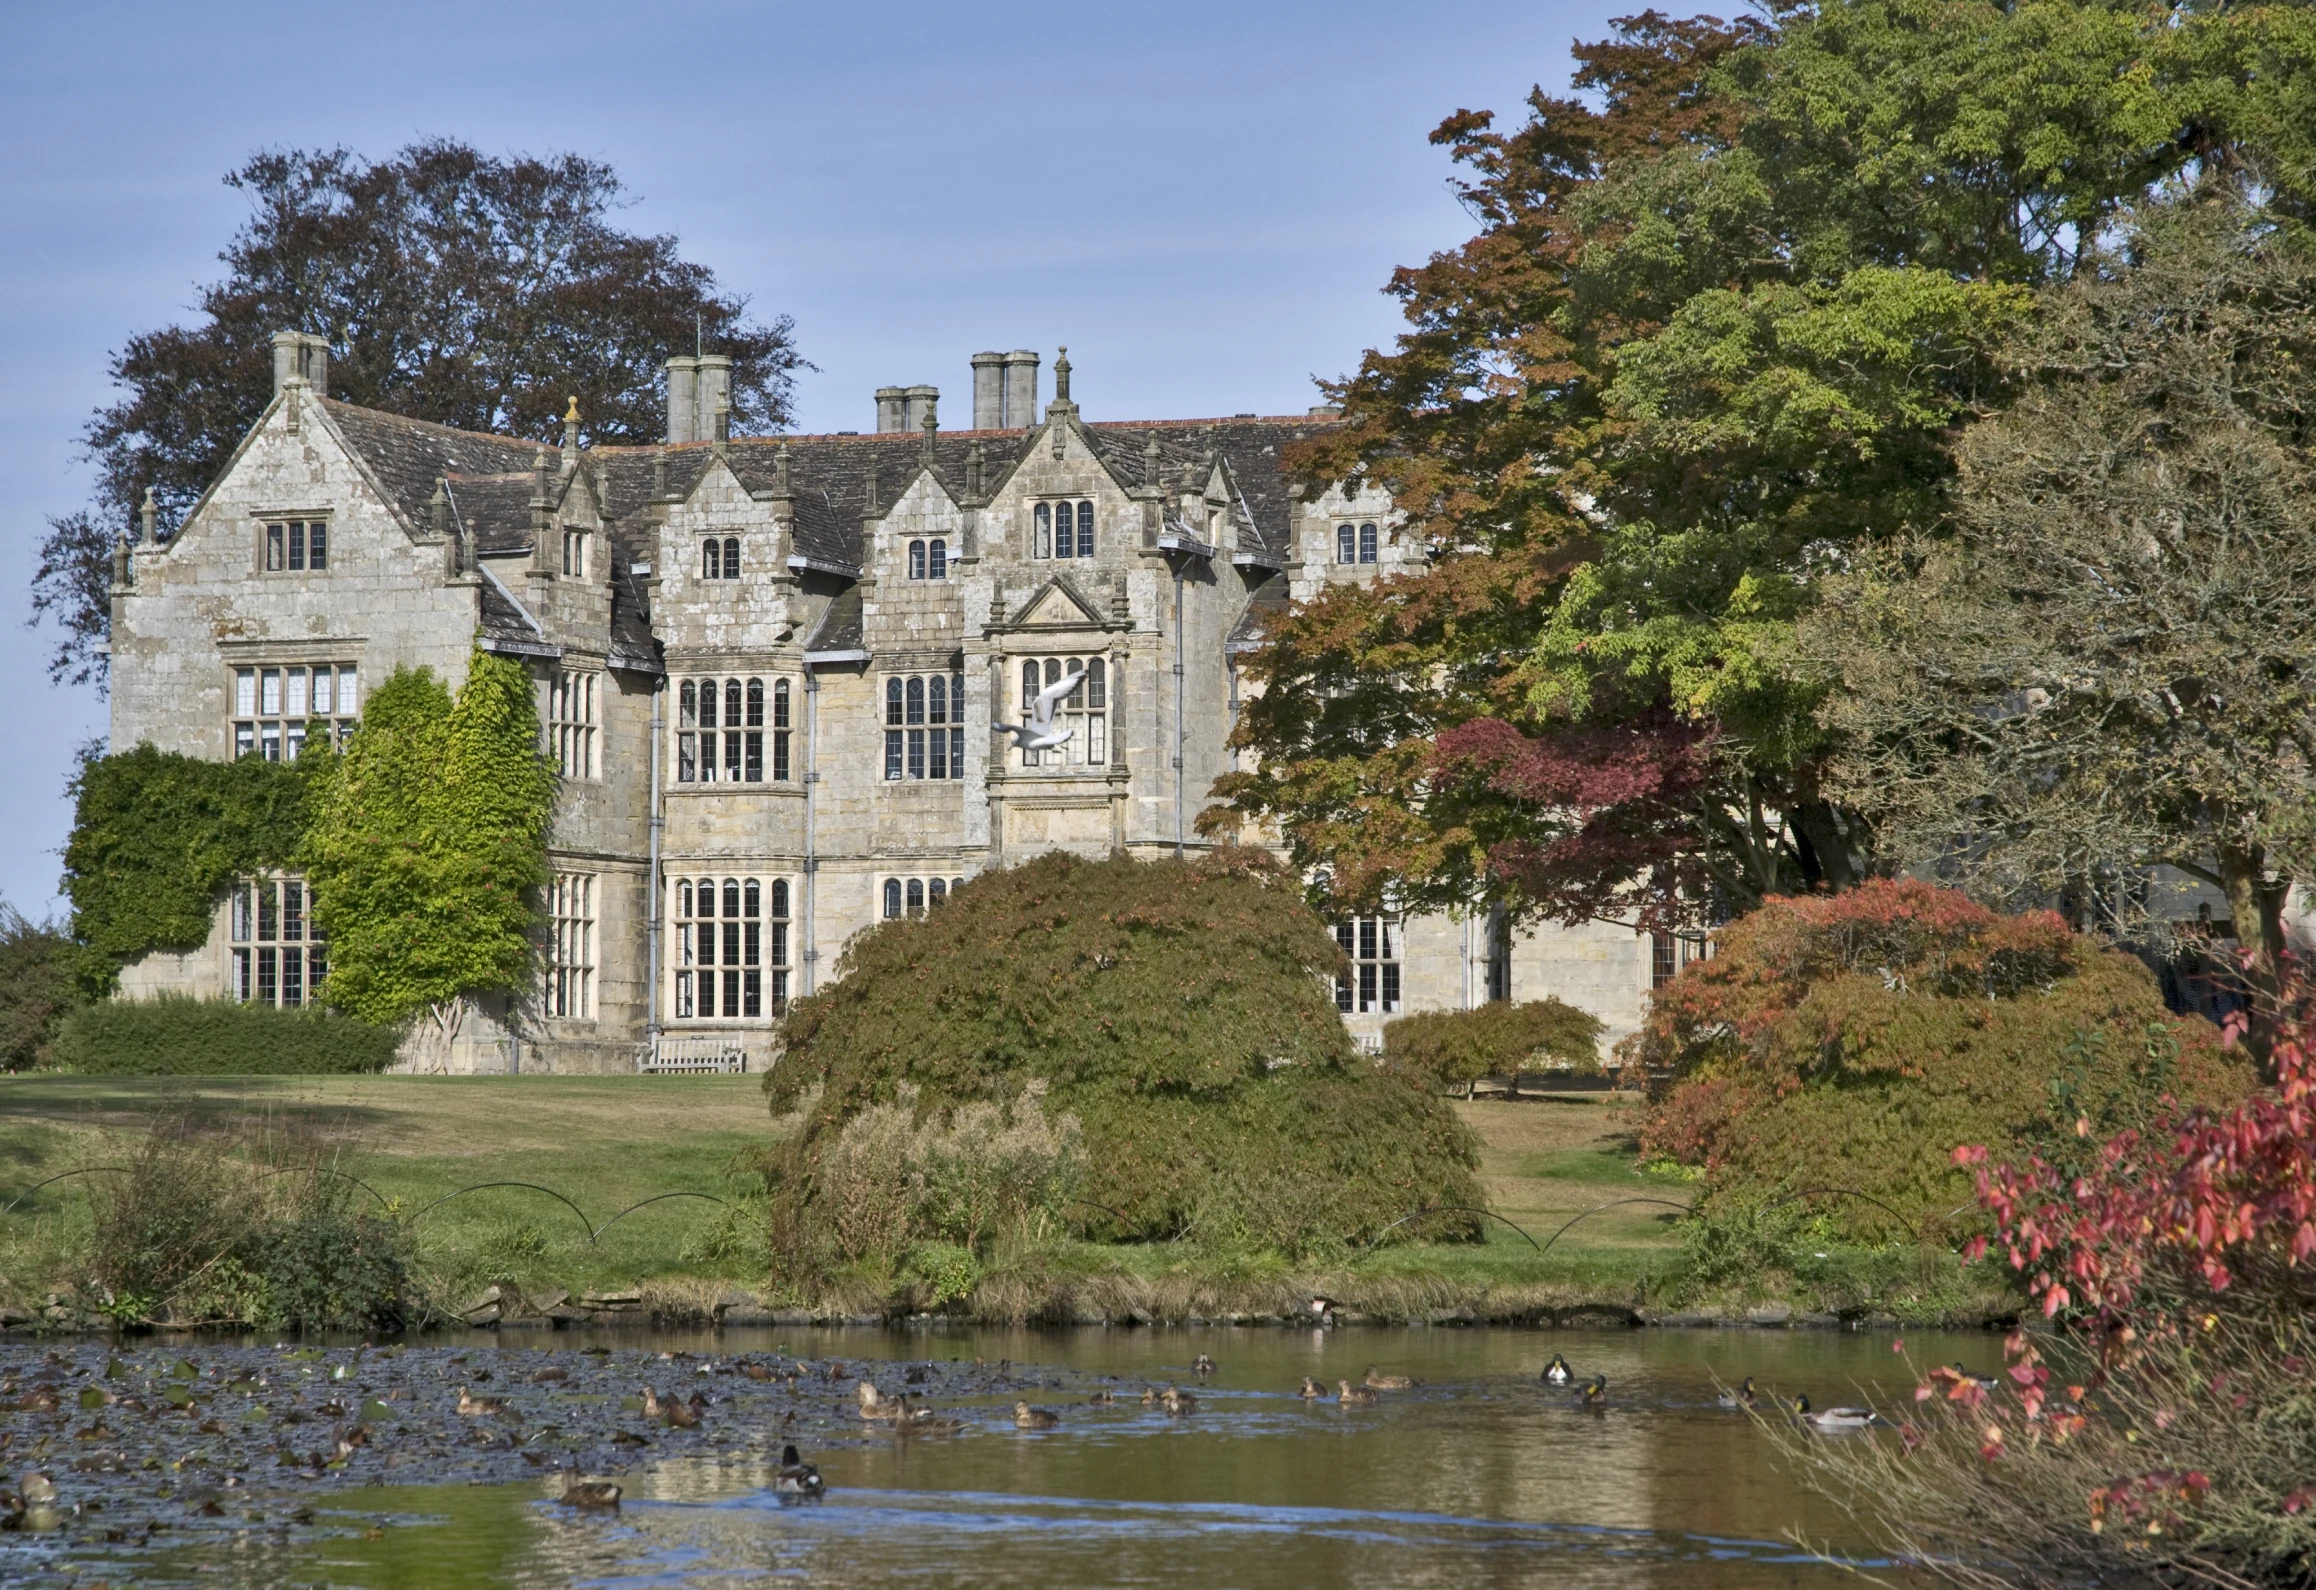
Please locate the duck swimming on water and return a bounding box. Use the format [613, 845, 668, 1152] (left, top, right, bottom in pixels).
[1577, 1375, 1608, 1406]
[1717, 1377, 1758, 1409]
[1789, 1395, 1878, 1430]
[774, 1444, 825, 1496]
[1338, 1380, 1379, 1406]
[1541, 1354, 1574, 1386]
[1299, 1377, 1326, 1400]
[1364, 1367, 1419, 1391]
[1015, 1402, 1061, 1429]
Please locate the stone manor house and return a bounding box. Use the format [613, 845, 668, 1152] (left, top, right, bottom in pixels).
[106, 332, 1677, 1071]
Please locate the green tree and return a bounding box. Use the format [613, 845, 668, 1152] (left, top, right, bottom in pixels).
[1809, 196, 2316, 1070]
[764, 850, 1483, 1264]
[33, 139, 805, 686]
[1214, 2, 2316, 933]
[301, 652, 553, 1060]
[0, 908, 87, 1071]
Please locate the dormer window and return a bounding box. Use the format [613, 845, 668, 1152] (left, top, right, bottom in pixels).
[906, 539, 948, 580]
[1336, 522, 1378, 565]
[702, 537, 740, 580]
[263, 519, 328, 572]
[562, 527, 589, 578]
[1033, 501, 1093, 559]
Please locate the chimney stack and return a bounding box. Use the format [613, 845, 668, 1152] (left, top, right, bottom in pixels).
[1002, 350, 1039, 429]
[875, 386, 907, 432]
[697, 355, 733, 444]
[665, 356, 699, 444]
[971, 352, 1005, 429]
[902, 384, 938, 432]
[270, 330, 328, 398]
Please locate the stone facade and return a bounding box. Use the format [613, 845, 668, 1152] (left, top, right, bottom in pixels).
[106, 337, 1657, 1071]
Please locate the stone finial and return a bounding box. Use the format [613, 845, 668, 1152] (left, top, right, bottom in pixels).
[921, 396, 940, 469]
[139, 486, 157, 546]
[653, 446, 668, 499]
[1052, 346, 1071, 404]
[1143, 434, 1162, 492]
[431, 478, 450, 539]
[965, 440, 985, 500]
[531, 446, 552, 507]
[863, 456, 879, 516]
[112, 528, 130, 589]
[562, 396, 581, 459]
[774, 442, 793, 497]
[712, 398, 731, 447]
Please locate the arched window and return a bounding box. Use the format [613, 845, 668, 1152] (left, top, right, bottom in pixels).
[906, 878, 925, 916]
[673, 873, 784, 1021]
[1336, 524, 1356, 564]
[884, 879, 903, 919]
[1014, 654, 1107, 767]
[1359, 522, 1378, 563]
[908, 539, 927, 580]
[928, 877, 947, 907]
[676, 676, 782, 783]
[723, 537, 740, 579]
[882, 671, 967, 781]
[1033, 502, 1052, 559]
[928, 538, 947, 579]
[953, 876, 966, 895]
[1075, 501, 1095, 557]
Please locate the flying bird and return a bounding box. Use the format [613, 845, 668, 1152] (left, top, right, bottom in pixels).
[993, 669, 1088, 754]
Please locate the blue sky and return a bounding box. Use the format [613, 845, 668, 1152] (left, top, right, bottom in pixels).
[0, 0, 1624, 918]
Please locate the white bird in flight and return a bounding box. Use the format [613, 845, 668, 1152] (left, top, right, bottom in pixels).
[994, 669, 1087, 754]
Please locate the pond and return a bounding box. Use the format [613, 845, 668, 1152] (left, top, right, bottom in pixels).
[5, 1323, 1983, 1588]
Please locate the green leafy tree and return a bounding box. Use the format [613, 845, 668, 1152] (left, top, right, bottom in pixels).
[33, 139, 805, 686]
[764, 850, 1484, 1265]
[1382, 999, 1603, 1095]
[301, 651, 553, 1060]
[1809, 196, 2316, 1071]
[0, 908, 87, 1071]
[1214, 2, 2316, 932]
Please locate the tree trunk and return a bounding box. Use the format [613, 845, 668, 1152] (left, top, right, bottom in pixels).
[2216, 841, 2293, 1081]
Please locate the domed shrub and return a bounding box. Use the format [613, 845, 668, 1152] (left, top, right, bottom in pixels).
[763, 849, 1481, 1269]
[1632, 879, 2246, 1240]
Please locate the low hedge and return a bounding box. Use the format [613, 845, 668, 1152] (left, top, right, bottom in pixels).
[49, 994, 401, 1075]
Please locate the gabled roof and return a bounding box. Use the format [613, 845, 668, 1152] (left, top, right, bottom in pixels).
[323, 401, 543, 531]
[1228, 571, 1292, 654]
[1080, 417, 1318, 565]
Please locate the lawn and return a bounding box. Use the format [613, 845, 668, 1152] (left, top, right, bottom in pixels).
[0, 1075, 1690, 1316]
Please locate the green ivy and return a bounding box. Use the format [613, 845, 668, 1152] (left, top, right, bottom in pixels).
[301, 652, 554, 1026]
[63, 743, 317, 992]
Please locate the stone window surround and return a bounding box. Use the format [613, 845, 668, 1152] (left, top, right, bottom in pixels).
[672, 874, 791, 1022]
[251, 509, 333, 575]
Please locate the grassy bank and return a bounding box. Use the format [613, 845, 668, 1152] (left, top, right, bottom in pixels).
[0, 1076, 2013, 1327]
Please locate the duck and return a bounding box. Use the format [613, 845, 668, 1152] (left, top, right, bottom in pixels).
[1299, 1377, 1326, 1400]
[1364, 1367, 1420, 1391]
[1789, 1395, 1878, 1429]
[897, 1409, 967, 1437]
[1717, 1376, 1758, 1410]
[557, 1479, 622, 1510]
[857, 1382, 904, 1422]
[1140, 1387, 1162, 1407]
[456, 1387, 509, 1417]
[740, 1362, 773, 1382]
[1337, 1380, 1379, 1407]
[664, 1393, 701, 1429]
[639, 1386, 665, 1421]
[1308, 1294, 1340, 1327]
[1950, 1363, 2000, 1393]
[1192, 1354, 1216, 1381]
[1577, 1375, 1608, 1406]
[773, 1443, 825, 1497]
[1014, 1401, 1061, 1430]
[1541, 1354, 1574, 1386]
[1085, 1390, 1117, 1408]
[1160, 1386, 1198, 1415]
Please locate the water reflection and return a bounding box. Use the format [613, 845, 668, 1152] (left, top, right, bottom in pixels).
[116, 1325, 1962, 1589]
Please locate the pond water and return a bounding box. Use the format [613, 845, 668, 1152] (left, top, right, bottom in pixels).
[14, 1323, 1983, 1588]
